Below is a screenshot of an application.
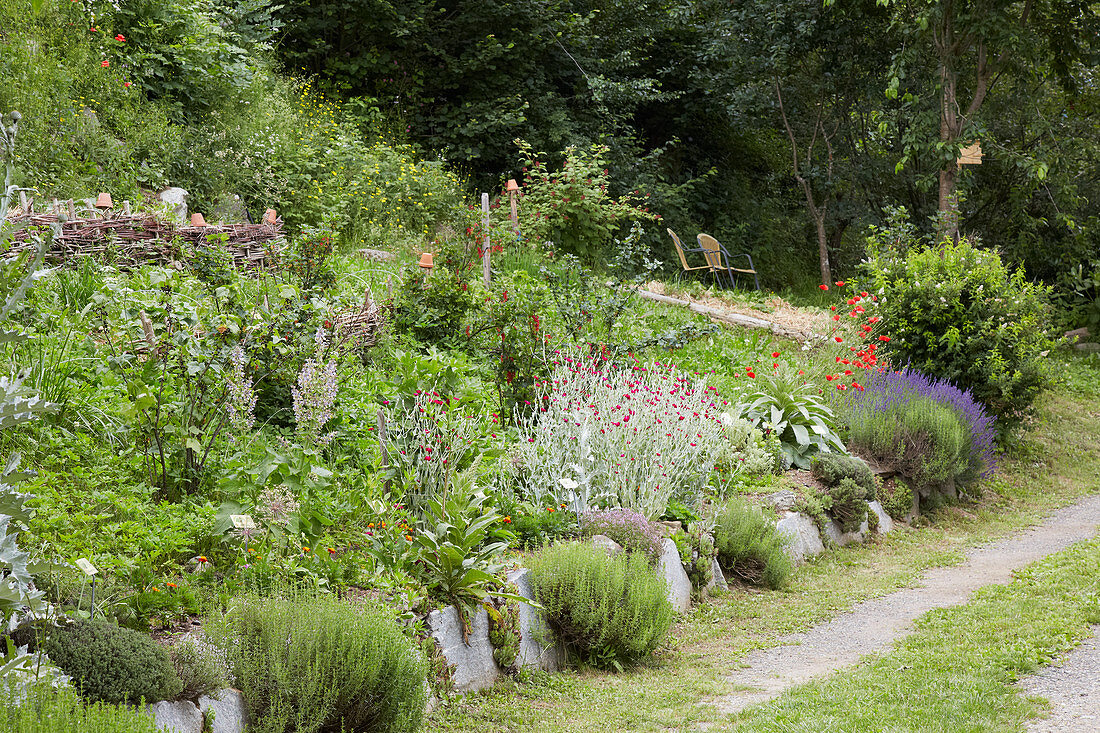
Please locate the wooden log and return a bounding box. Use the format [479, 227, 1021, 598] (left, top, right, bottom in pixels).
[636, 288, 810, 341]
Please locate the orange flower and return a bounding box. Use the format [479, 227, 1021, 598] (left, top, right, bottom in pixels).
[166, 582, 177, 588]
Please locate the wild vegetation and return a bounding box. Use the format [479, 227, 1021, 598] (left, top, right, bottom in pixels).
[0, 0, 1098, 730]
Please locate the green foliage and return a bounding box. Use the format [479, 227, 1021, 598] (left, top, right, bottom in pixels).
[880, 478, 914, 521]
[486, 596, 521, 674]
[810, 453, 877, 497]
[673, 523, 717, 593]
[208, 592, 426, 733]
[713, 498, 792, 589]
[863, 227, 1054, 432]
[0, 684, 161, 733]
[829, 478, 870, 534]
[736, 367, 846, 469]
[407, 488, 518, 616]
[529, 542, 673, 670]
[44, 618, 182, 705]
[187, 235, 235, 292]
[282, 226, 337, 295]
[391, 267, 475, 349]
[498, 502, 579, 551]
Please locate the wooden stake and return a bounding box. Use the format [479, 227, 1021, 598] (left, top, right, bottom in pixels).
[481, 192, 491, 287]
[377, 408, 390, 492]
[507, 179, 519, 235]
[122, 200, 131, 216]
[67, 199, 75, 220]
[18, 191, 27, 212]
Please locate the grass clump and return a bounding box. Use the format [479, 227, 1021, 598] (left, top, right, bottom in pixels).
[0, 685, 161, 733]
[529, 542, 674, 670]
[43, 618, 182, 705]
[207, 592, 426, 733]
[713, 498, 792, 589]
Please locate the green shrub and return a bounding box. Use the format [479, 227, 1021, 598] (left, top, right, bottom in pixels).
[391, 266, 475, 349]
[828, 478, 870, 534]
[44, 618, 182, 705]
[810, 453, 877, 497]
[863, 226, 1054, 433]
[0, 685, 161, 733]
[881, 478, 914, 521]
[528, 542, 673, 670]
[207, 593, 426, 733]
[169, 633, 229, 701]
[713, 499, 792, 589]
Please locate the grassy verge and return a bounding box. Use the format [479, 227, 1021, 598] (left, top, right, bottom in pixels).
[428, 363, 1100, 732]
[732, 538, 1100, 732]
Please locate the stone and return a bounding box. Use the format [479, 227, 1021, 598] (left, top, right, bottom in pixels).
[427, 604, 499, 693]
[358, 248, 396, 262]
[507, 568, 566, 672]
[706, 557, 729, 592]
[767, 489, 797, 513]
[590, 534, 623, 556]
[775, 512, 825, 563]
[658, 537, 692, 612]
[145, 700, 203, 733]
[868, 500, 894, 534]
[159, 187, 189, 225]
[824, 517, 869, 547]
[198, 689, 248, 733]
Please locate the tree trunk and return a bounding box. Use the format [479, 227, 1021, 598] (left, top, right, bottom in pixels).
[814, 213, 831, 285]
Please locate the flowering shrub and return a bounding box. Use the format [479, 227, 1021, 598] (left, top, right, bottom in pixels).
[580, 509, 666, 564]
[844, 367, 996, 508]
[292, 328, 340, 446]
[514, 139, 658, 259]
[862, 225, 1053, 432]
[512, 355, 762, 519]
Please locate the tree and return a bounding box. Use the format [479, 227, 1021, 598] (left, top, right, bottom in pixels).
[874, 0, 1100, 238]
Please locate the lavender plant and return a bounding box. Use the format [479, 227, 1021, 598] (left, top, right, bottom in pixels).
[513, 356, 761, 519]
[844, 367, 996, 499]
[224, 342, 257, 436]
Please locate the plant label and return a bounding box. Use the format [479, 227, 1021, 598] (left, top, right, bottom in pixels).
[230, 514, 256, 529]
[76, 558, 98, 576]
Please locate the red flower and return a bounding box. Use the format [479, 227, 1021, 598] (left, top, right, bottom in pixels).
[123, 81, 131, 88]
[771, 352, 780, 358]
[819, 284, 829, 291]
[101, 59, 110, 68]
[115, 34, 126, 41]
[826, 375, 835, 381]
[835, 281, 845, 287]
[323, 320, 332, 329]
[879, 335, 891, 342]
[746, 371, 756, 379]
[834, 336, 843, 343]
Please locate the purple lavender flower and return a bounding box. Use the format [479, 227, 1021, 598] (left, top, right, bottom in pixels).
[847, 366, 996, 479]
[292, 328, 339, 446]
[225, 343, 257, 436]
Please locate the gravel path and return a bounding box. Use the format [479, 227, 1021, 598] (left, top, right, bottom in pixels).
[714, 495, 1100, 715]
[1020, 626, 1100, 732]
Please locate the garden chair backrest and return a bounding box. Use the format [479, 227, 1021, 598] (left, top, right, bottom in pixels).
[696, 233, 726, 272]
[667, 228, 692, 270]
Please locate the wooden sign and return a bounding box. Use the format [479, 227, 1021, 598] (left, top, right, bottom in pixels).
[75, 558, 98, 576]
[958, 142, 983, 166]
[481, 192, 491, 287]
[230, 514, 256, 529]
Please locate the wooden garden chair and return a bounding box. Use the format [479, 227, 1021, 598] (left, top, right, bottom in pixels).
[668, 228, 726, 287]
[696, 233, 760, 291]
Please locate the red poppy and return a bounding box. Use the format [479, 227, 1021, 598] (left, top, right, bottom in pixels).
[835, 281, 845, 287]
[101, 60, 110, 68]
[879, 335, 891, 342]
[115, 34, 126, 41]
[834, 336, 843, 343]
[123, 81, 131, 88]
[771, 352, 780, 358]
[819, 284, 829, 291]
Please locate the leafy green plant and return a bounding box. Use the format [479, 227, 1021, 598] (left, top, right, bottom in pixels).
[408, 487, 521, 619]
[390, 265, 475, 349]
[828, 478, 871, 534]
[529, 542, 673, 671]
[515, 140, 658, 259]
[863, 220, 1054, 433]
[736, 366, 846, 469]
[713, 498, 792, 589]
[207, 591, 426, 733]
[673, 522, 717, 593]
[43, 617, 182, 704]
